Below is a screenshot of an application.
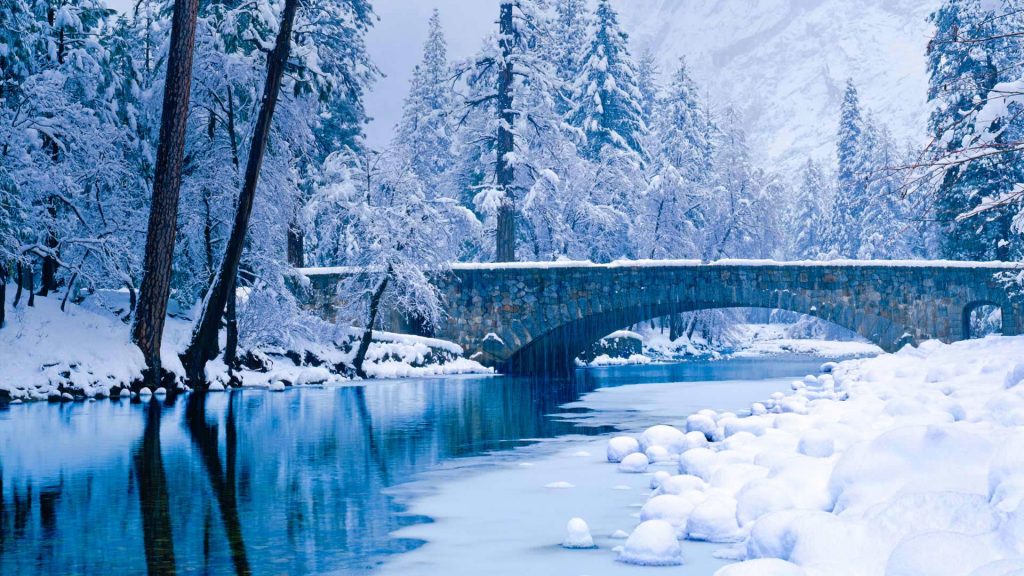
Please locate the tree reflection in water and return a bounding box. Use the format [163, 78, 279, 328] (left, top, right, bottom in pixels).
[134, 398, 176, 575]
[1, 361, 800, 575]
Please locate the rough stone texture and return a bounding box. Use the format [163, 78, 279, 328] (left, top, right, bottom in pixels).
[299, 263, 1022, 375]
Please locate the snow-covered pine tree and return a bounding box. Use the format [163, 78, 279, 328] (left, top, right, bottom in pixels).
[394, 9, 455, 200]
[635, 48, 660, 122]
[701, 106, 773, 260]
[453, 0, 571, 262]
[790, 159, 831, 260]
[825, 79, 870, 258]
[857, 119, 915, 260]
[567, 0, 648, 161]
[551, 0, 591, 116]
[926, 0, 1023, 260]
[636, 58, 712, 260]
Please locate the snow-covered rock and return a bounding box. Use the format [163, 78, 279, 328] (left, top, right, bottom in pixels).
[617, 520, 684, 566]
[606, 436, 641, 463]
[618, 452, 649, 473]
[639, 424, 688, 454]
[561, 518, 595, 549]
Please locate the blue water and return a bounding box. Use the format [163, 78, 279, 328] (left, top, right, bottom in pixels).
[0, 357, 826, 575]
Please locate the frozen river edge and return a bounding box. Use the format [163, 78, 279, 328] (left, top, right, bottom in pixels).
[377, 336, 1024, 576]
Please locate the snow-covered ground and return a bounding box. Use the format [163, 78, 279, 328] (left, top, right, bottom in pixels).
[0, 286, 489, 402]
[585, 322, 881, 367]
[381, 336, 1024, 575]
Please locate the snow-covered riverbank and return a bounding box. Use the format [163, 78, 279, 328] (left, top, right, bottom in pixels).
[585, 322, 881, 368]
[0, 287, 489, 402]
[382, 336, 1024, 575]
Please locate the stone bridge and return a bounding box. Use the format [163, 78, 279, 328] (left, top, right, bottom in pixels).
[298, 260, 1023, 375]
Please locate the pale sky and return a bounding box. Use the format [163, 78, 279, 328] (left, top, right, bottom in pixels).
[364, 0, 504, 148]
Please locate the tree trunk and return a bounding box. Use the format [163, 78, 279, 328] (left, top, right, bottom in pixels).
[495, 2, 516, 263]
[182, 0, 299, 388]
[287, 223, 304, 268]
[131, 0, 201, 389]
[27, 267, 34, 308]
[12, 263, 23, 307]
[0, 265, 7, 329]
[38, 241, 58, 296]
[224, 275, 238, 373]
[353, 272, 390, 379]
[669, 313, 682, 342]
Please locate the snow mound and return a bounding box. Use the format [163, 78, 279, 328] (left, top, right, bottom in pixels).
[561, 518, 596, 549]
[640, 424, 688, 454]
[607, 435, 640, 463]
[617, 520, 684, 567]
[618, 452, 649, 473]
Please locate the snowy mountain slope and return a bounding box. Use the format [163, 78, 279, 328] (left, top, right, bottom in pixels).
[619, 0, 939, 170]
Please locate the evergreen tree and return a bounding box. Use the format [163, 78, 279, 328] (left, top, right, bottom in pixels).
[551, 0, 591, 115]
[858, 120, 914, 259]
[790, 159, 830, 260]
[454, 0, 567, 262]
[927, 0, 1022, 260]
[827, 79, 870, 258]
[636, 58, 712, 259]
[567, 0, 648, 161]
[702, 106, 775, 259]
[635, 48, 660, 121]
[395, 9, 454, 198]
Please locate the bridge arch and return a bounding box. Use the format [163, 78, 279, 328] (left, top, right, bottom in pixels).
[962, 300, 1006, 340]
[498, 296, 907, 375]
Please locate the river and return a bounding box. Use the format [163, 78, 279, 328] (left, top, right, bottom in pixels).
[0, 356, 830, 575]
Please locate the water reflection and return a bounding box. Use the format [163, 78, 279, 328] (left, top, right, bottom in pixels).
[135, 398, 176, 575]
[0, 357, 824, 575]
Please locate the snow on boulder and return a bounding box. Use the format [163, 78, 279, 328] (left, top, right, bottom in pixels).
[747, 510, 865, 569]
[645, 445, 673, 463]
[797, 430, 834, 458]
[686, 413, 717, 439]
[640, 494, 698, 530]
[650, 470, 672, 489]
[618, 452, 649, 473]
[607, 435, 640, 463]
[562, 517, 596, 549]
[828, 425, 993, 515]
[723, 416, 768, 438]
[617, 520, 684, 567]
[1005, 363, 1024, 389]
[269, 381, 286, 392]
[682, 430, 711, 451]
[968, 559, 1024, 576]
[989, 434, 1024, 516]
[678, 447, 718, 480]
[886, 532, 1002, 576]
[710, 462, 770, 493]
[866, 492, 999, 548]
[640, 425, 688, 453]
[736, 479, 797, 527]
[208, 382, 226, 392]
[657, 474, 708, 496]
[820, 362, 838, 373]
[715, 558, 808, 576]
[686, 494, 741, 542]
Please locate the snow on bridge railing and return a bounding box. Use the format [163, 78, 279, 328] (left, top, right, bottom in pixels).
[297, 258, 1023, 276]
